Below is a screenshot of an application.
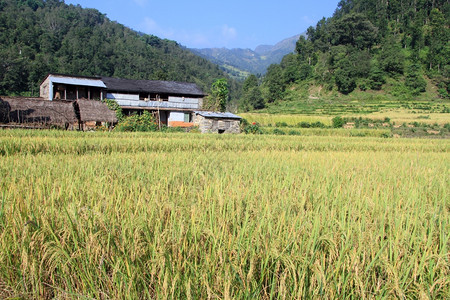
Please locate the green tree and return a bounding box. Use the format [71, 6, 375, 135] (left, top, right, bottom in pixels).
[280, 54, 301, 84]
[368, 65, 386, 90]
[427, 8, 449, 71]
[380, 38, 405, 75]
[264, 64, 284, 103]
[241, 74, 264, 111]
[296, 35, 315, 65]
[405, 63, 427, 95]
[335, 58, 356, 94]
[330, 13, 378, 49]
[210, 78, 229, 112]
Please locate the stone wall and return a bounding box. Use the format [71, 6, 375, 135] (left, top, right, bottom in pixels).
[194, 115, 240, 134]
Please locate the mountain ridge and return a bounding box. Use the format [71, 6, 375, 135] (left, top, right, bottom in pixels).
[190, 34, 304, 79]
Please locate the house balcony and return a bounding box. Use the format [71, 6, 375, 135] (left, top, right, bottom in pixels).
[107, 93, 202, 110]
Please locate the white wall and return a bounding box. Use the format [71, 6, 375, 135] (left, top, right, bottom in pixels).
[168, 111, 186, 122]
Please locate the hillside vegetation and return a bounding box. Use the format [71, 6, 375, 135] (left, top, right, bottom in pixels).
[241, 0, 449, 111]
[0, 0, 240, 98]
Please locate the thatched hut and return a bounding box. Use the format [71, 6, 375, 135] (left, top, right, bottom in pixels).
[0, 97, 77, 129]
[0, 97, 118, 130]
[75, 99, 118, 130]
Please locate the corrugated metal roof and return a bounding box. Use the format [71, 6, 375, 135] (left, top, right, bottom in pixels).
[50, 75, 106, 88]
[101, 77, 205, 97]
[195, 111, 242, 119]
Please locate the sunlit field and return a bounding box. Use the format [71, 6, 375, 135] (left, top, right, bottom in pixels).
[0, 130, 448, 299]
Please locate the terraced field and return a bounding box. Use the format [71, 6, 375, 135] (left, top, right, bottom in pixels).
[0, 130, 448, 298]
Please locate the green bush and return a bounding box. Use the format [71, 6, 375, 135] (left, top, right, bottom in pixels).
[275, 122, 288, 127]
[272, 128, 286, 135]
[102, 99, 124, 121]
[115, 111, 158, 132]
[244, 122, 263, 134]
[311, 121, 326, 128]
[288, 130, 301, 136]
[297, 121, 311, 128]
[332, 116, 345, 128]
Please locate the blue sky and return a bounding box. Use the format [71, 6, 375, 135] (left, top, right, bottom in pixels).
[64, 0, 340, 49]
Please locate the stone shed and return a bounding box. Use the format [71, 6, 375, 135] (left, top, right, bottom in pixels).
[194, 111, 242, 134]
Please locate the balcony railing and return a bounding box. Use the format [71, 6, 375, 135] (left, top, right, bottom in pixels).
[107, 94, 201, 110]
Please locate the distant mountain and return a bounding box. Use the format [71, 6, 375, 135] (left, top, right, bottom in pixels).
[191, 34, 304, 79]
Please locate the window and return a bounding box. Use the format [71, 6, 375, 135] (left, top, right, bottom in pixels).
[184, 113, 192, 123]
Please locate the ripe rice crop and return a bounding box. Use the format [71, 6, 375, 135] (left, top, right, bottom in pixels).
[0, 130, 448, 298]
[240, 113, 332, 127]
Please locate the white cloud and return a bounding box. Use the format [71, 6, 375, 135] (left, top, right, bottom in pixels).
[221, 24, 237, 40]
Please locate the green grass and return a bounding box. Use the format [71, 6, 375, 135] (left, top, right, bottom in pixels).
[0, 130, 449, 298]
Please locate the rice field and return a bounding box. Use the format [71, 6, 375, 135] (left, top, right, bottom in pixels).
[0, 130, 449, 299]
[240, 114, 332, 127]
[241, 112, 450, 127]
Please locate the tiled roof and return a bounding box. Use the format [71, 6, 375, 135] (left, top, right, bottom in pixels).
[101, 77, 205, 97]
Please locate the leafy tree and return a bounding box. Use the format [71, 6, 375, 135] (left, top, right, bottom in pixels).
[242, 74, 258, 93]
[368, 66, 386, 90]
[405, 64, 427, 95]
[241, 74, 264, 111]
[380, 38, 405, 75]
[296, 36, 315, 65]
[330, 13, 378, 49]
[280, 54, 301, 84]
[264, 64, 285, 102]
[247, 87, 265, 110]
[426, 8, 449, 71]
[210, 78, 229, 112]
[334, 58, 356, 94]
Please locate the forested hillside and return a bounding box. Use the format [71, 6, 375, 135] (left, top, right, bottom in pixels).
[243, 0, 449, 111]
[0, 0, 239, 98]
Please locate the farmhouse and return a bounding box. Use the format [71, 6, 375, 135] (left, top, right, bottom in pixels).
[40, 74, 206, 128]
[1, 74, 242, 132]
[194, 111, 241, 134]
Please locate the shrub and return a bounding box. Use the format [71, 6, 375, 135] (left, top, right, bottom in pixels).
[288, 130, 301, 135]
[275, 122, 288, 127]
[332, 116, 345, 128]
[115, 111, 158, 132]
[244, 122, 263, 134]
[297, 122, 311, 128]
[272, 128, 286, 135]
[103, 99, 124, 121]
[311, 121, 326, 128]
